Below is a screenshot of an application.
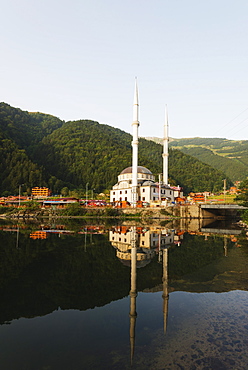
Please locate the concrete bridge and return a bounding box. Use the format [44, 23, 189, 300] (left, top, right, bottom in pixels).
[200, 204, 247, 219]
[165, 203, 247, 219]
[201, 227, 242, 235]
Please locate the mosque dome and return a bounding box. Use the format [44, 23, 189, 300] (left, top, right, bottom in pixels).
[120, 166, 152, 175]
[142, 180, 154, 186]
[117, 165, 155, 184]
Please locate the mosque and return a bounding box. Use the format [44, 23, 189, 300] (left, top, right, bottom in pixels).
[110, 80, 178, 206]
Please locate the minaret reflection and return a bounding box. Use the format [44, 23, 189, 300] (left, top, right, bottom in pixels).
[162, 248, 169, 333]
[157, 229, 171, 335]
[109, 226, 177, 363]
[129, 226, 137, 364]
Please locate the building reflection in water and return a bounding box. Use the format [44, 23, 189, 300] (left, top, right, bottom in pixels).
[109, 226, 179, 363]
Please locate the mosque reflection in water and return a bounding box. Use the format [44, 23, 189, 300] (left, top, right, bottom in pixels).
[109, 225, 180, 363]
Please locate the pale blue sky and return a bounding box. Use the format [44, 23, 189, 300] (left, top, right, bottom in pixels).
[1, 0, 248, 140]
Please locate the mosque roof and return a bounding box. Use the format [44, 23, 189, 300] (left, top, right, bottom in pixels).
[120, 166, 152, 175]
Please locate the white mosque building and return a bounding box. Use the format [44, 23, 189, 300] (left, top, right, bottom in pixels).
[110, 165, 174, 205]
[110, 80, 176, 206]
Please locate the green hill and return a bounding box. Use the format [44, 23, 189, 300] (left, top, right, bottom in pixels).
[0, 103, 64, 195]
[146, 136, 248, 182]
[0, 103, 231, 195]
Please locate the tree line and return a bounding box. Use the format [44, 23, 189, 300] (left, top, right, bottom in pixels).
[0, 102, 231, 196]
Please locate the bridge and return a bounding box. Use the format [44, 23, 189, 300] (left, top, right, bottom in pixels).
[169, 203, 247, 219]
[201, 227, 242, 235]
[200, 204, 247, 219]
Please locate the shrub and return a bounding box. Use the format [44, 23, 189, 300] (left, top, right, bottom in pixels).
[104, 208, 120, 217]
[62, 203, 87, 216]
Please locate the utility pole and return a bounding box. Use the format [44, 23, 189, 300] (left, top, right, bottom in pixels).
[223, 179, 226, 203]
[86, 183, 89, 205]
[19, 184, 24, 207]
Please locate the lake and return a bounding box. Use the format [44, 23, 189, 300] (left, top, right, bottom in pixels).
[0, 219, 247, 369]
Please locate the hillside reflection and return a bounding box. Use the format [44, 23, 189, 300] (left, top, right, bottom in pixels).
[0, 219, 246, 326]
[0, 220, 248, 368]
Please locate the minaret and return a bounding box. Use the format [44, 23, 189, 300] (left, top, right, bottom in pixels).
[162, 105, 169, 185]
[131, 78, 139, 207]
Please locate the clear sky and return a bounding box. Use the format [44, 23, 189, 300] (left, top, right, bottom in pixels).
[1, 0, 248, 140]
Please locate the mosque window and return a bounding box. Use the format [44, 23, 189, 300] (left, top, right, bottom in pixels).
[113, 198, 115, 202]
[120, 191, 122, 194]
[142, 188, 145, 192]
[125, 197, 127, 201]
[142, 197, 145, 201]
[124, 238, 127, 242]
[142, 241, 145, 246]
[113, 192, 115, 195]
[153, 188, 156, 193]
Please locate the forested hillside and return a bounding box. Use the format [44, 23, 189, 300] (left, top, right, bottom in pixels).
[146, 136, 248, 182]
[0, 103, 231, 195]
[0, 103, 64, 148]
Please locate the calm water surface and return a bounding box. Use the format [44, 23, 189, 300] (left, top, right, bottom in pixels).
[0, 220, 248, 369]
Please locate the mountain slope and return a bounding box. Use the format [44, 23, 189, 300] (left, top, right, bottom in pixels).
[146, 136, 248, 182]
[0, 103, 64, 194]
[0, 102, 64, 149]
[31, 120, 230, 193]
[0, 103, 231, 195]
[0, 131, 45, 195]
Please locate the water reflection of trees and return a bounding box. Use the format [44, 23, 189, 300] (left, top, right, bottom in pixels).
[0, 222, 242, 325]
